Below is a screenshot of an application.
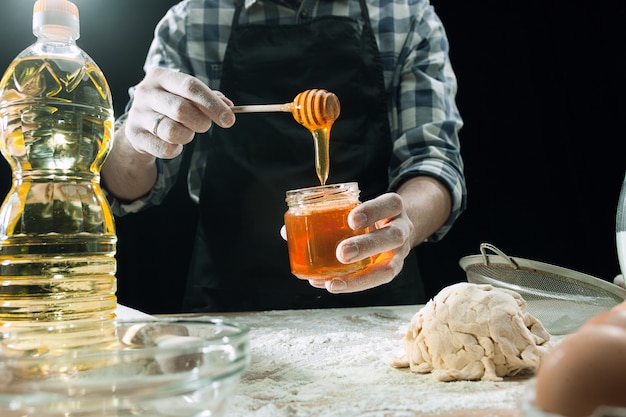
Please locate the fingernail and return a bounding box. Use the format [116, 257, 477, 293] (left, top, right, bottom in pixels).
[340, 242, 359, 262]
[219, 112, 235, 127]
[350, 212, 367, 229]
[329, 279, 347, 291]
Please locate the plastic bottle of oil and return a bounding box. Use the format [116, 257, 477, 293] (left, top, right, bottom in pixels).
[0, 0, 117, 347]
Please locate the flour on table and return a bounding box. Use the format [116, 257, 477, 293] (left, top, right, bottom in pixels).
[215, 305, 544, 417]
[392, 282, 551, 382]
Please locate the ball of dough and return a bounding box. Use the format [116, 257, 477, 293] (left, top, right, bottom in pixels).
[392, 282, 551, 381]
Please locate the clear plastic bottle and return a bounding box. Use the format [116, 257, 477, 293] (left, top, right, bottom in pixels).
[284, 182, 373, 279]
[0, 0, 117, 345]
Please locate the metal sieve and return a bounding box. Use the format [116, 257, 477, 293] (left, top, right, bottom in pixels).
[459, 243, 626, 335]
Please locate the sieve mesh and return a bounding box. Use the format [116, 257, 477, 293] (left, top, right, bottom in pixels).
[465, 264, 622, 305]
[460, 243, 626, 335]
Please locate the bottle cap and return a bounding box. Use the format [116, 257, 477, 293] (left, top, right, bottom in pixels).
[32, 0, 80, 40]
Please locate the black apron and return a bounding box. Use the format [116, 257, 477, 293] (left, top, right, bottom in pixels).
[183, 0, 425, 312]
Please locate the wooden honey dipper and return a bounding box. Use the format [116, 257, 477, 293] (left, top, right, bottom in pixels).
[231, 89, 340, 130]
[231, 89, 340, 185]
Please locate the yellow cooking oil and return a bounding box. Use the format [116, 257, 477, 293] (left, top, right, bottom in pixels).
[0, 0, 117, 354]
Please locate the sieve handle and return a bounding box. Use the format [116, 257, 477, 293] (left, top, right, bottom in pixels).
[479, 243, 519, 269]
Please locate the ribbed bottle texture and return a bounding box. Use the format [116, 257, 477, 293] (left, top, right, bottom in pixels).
[0, 0, 117, 348]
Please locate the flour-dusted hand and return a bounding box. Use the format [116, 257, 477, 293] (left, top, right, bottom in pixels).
[125, 68, 235, 159]
[306, 176, 453, 294]
[306, 192, 410, 293]
[102, 68, 236, 202]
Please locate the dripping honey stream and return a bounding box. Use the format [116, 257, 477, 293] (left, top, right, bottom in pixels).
[231, 89, 340, 185]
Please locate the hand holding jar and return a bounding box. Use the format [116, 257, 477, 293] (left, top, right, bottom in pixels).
[283, 176, 452, 294]
[313, 191, 413, 293]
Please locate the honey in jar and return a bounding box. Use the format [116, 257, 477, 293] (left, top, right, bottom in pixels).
[284, 182, 373, 279]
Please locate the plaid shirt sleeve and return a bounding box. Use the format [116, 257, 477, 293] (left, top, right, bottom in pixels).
[383, 2, 466, 241]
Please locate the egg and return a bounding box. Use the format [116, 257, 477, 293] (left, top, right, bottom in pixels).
[612, 299, 626, 312]
[581, 309, 626, 330]
[534, 324, 626, 417]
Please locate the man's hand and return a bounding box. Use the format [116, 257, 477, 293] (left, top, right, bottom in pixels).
[124, 67, 235, 159]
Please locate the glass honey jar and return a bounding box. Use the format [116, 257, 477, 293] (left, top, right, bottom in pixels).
[284, 182, 373, 280]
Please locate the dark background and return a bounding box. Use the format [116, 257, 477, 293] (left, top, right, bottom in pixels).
[1, 0, 624, 313]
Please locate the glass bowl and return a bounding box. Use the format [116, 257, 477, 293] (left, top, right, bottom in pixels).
[0, 318, 250, 417]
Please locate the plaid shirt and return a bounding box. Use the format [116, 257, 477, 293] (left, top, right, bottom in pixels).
[110, 0, 466, 241]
